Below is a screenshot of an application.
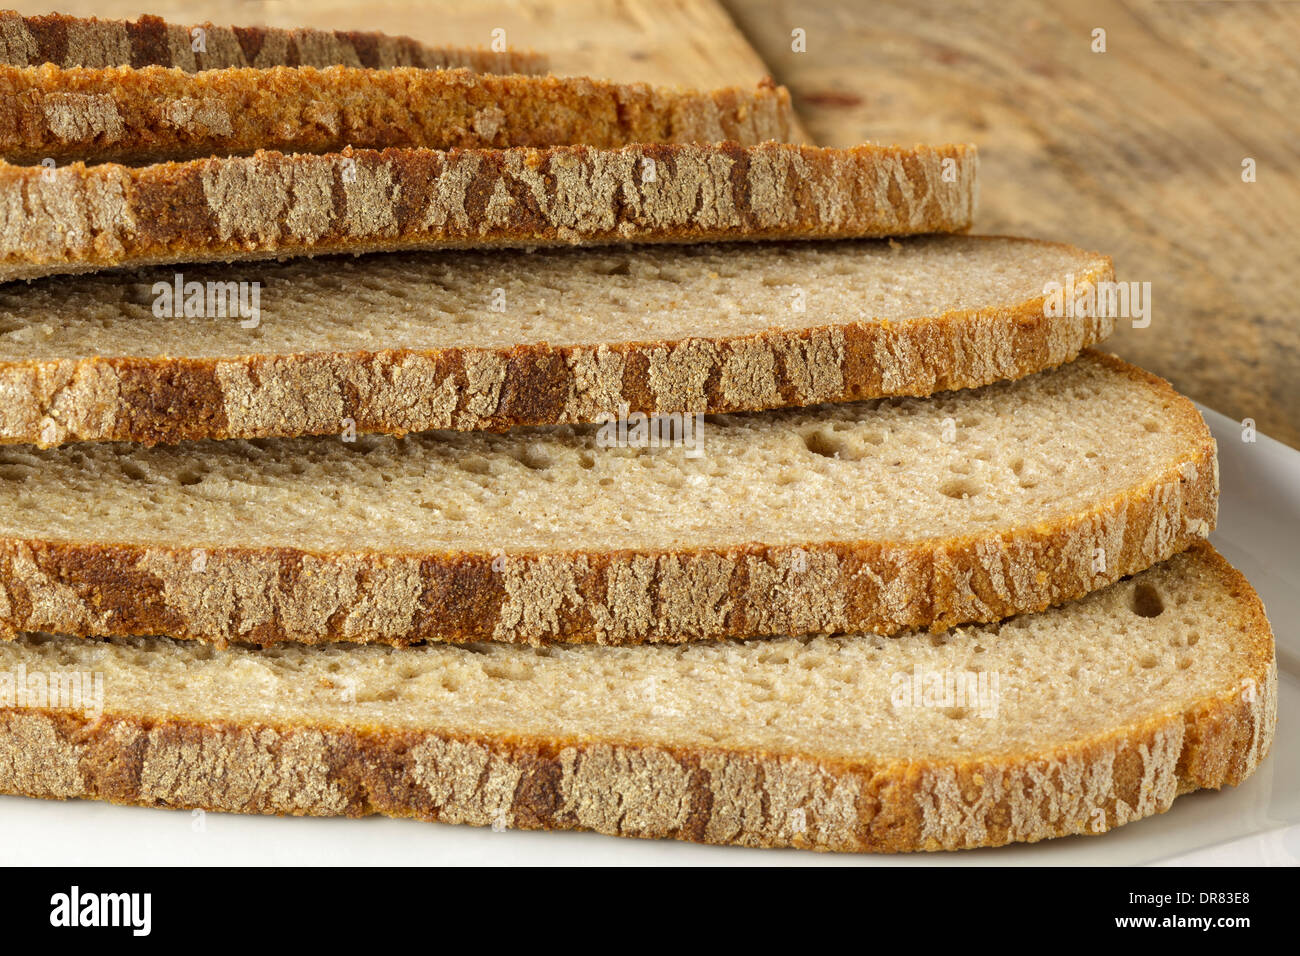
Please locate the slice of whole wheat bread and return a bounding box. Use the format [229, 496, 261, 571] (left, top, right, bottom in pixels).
[0, 141, 978, 281]
[0, 352, 1216, 647]
[0, 543, 1274, 852]
[0, 10, 547, 73]
[0, 64, 795, 165]
[0, 235, 1113, 446]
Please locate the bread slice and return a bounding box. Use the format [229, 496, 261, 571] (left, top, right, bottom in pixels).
[0, 352, 1216, 647]
[0, 543, 1274, 852]
[0, 10, 547, 74]
[0, 141, 977, 281]
[0, 235, 1114, 446]
[0, 65, 795, 165]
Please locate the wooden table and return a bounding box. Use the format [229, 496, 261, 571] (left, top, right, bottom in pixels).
[727, 0, 1300, 447]
[20, 0, 1299, 445]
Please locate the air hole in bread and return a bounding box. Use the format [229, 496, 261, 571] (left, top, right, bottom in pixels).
[458, 455, 491, 475]
[943, 706, 969, 720]
[513, 445, 553, 471]
[1139, 655, 1159, 669]
[1131, 583, 1165, 618]
[1142, 420, 1161, 433]
[482, 661, 534, 681]
[939, 478, 982, 500]
[801, 427, 862, 460]
[175, 469, 205, 486]
[120, 462, 148, 481]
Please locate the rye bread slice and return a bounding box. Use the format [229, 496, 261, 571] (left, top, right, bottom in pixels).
[0, 235, 1113, 446]
[0, 352, 1216, 647]
[0, 9, 546, 73]
[0, 543, 1274, 852]
[0, 141, 977, 281]
[0, 64, 796, 165]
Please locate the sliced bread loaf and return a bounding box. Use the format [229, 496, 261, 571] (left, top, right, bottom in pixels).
[0, 236, 1114, 446]
[0, 10, 547, 74]
[0, 141, 978, 281]
[0, 352, 1215, 647]
[0, 543, 1274, 852]
[0, 65, 795, 165]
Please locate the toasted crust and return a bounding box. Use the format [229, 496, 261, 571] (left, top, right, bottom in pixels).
[0, 64, 795, 165]
[0, 353, 1217, 647]
[0, 10, 546, 74]
[0, 543, 1275, 852]
[0, 236, 1113, 447]
[0, 141, 978, 281]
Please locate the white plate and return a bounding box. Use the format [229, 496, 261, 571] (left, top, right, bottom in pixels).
[1, 407, 1295, 866]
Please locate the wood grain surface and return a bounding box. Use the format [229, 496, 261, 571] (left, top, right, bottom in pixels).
[724, 0, 1300, 446]
[10, 0, 1297, 444]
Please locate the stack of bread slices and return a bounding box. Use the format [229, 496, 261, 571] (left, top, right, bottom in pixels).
[0, 10, 1275, 853]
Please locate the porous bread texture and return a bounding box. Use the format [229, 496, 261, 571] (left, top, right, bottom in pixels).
[0, 65, 795, 165]
[0, 235, 1115, 445]
[0, 141, 978, 281]
[0, 10, 546, 74]
[0, 544, 1275, 852]
[0, 353, 1216, 646]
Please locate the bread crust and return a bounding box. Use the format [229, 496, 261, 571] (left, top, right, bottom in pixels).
[0, 64, 794, 165]
[0, 10, 546, 74]
[0, 353, 1217, 647]
[0, 543, 1274, 852]
[0, 141, 978, 281]
[0, 236, 1113, 447]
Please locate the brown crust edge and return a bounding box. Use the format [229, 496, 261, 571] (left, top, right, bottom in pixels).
[0, 236, 1115, 447]
[0, 141, 978, 282]
[0, 64, 795, 166]
[0, 352, 1218, 647]
[0, 543, 1276, 852]
[1, 10, 548, 74]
